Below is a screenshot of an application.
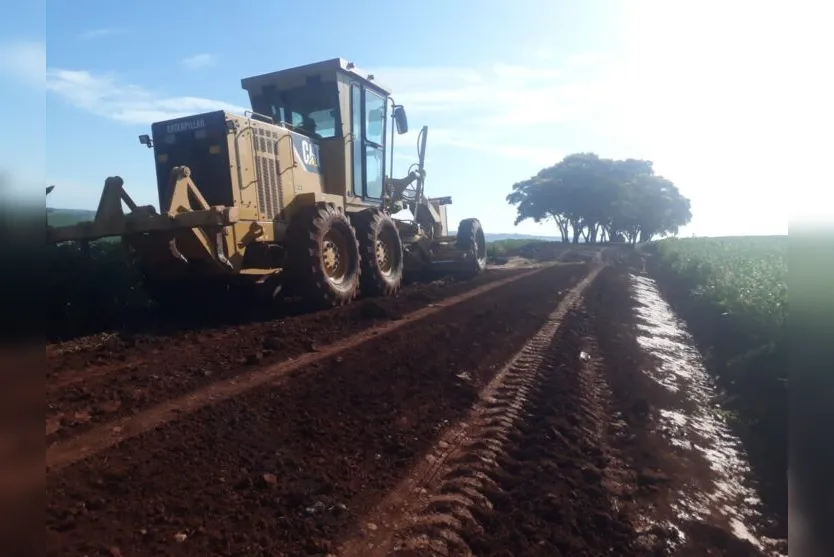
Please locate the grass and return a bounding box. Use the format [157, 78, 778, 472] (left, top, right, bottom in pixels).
[487, 238, 548, 258]
[46, 208, 96, 227]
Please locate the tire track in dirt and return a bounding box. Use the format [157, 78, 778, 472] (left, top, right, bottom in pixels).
[46, 266, 556, 474]
[49, 359, 150, 390]
[588, 266, 775, 557]
[46, 268, 533, 443]
[336, 266, 603, 557]
[624, 272, 783, 556]
[47, 264, 590, 557]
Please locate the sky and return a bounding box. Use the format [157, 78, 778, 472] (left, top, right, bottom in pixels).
[1, 0, 831, 237]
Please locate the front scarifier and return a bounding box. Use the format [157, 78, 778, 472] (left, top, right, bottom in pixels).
[286, 203, 362, 308]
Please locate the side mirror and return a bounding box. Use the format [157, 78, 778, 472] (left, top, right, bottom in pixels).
[138, 134, 153, 149]
[392, 105, 408, 135]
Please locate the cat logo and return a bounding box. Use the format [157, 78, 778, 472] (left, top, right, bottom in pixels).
[301, 140, 318, 167]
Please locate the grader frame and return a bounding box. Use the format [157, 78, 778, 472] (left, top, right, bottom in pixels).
[46, 58, 488, 309]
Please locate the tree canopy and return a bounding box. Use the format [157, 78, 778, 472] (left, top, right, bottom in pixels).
[506, 153, 692, 244]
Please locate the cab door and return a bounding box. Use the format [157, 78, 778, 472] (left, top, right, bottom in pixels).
[350, 83, 387, 201]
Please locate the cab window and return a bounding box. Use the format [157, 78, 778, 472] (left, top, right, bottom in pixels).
[253, 81, 340, 139]
[364, 90, 386, 146]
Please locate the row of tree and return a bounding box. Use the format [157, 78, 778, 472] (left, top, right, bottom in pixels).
[506, 153, 692, 244]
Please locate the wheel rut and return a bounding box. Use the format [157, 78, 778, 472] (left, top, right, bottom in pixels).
[46, 266, 534, 445]
[46, 263, 592, 557]
[46, 266, 548, 474]
[336, 266, 603, 557]
[46, 254, 784, 557]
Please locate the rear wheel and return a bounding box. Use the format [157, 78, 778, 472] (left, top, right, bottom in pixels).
[286, 203, 361, 308]
[456, 218, 487, 276]
[353, 209, 404, 297]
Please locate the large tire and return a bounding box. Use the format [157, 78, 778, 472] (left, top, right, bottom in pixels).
[456, 218, 487, 276]
[353, 209, 404, 297]
[286, 203, 361, 308]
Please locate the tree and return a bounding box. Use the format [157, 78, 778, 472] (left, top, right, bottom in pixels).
[506, 153, 692, 244]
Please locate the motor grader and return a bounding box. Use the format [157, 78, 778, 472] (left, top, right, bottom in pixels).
[46, 58, 487, 309]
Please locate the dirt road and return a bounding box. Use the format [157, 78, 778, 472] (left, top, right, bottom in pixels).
[46, 257, 786, 556]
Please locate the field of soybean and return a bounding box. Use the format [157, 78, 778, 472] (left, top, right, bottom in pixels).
[652, 235, 787, 340]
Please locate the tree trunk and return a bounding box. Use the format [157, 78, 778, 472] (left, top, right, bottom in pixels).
[559, 224, 568, 243]
[553, 216, 569, 243]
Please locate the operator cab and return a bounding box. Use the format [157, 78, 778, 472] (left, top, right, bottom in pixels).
[247, 74, 339, 139]
[241, 58, 409, 204]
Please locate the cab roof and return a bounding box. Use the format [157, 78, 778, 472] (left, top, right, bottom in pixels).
[241, 58, 392, 96]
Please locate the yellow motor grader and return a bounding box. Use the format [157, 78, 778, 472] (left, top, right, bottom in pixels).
[46, 58, 487, 309]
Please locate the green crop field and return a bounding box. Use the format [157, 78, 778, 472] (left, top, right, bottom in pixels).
[46, 208, 96, 227]
[487, 238, 548, 258]
[652, 235, 787, 341]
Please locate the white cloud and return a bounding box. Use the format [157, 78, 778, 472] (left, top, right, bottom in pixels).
[369, 58, 611, 162]
[391, 125, 560, 169]
[0, 41, 45, 88]
[44, 54, 599, 165]
[46, 68, 247, 124]
[77, 28, 126, 40]
[491, 63, 561, 81]
[565, 52, 608, 69]
[428, 129, 563, 166]
[525, 46, 556, 62]
[370, 59, 611, 123]
[182, 53, 214, 70]
[392, 152, 417, 163]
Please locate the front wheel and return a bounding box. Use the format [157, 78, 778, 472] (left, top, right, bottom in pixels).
[286, 203, 361, 308]
[456, 218, 487, 276]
